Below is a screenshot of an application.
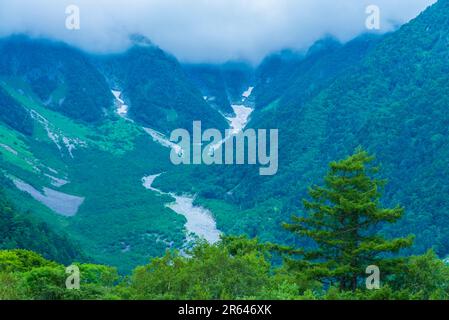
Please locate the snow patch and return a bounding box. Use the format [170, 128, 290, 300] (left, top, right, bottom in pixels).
[143, 127, 183, 156]
[242, 86, 254, 99]
[44, 174, 69, 188]
[13, 179, 84, 216]
[227, 105, 253, 135]
[112, 90, 129, 118]
[30, 109, 86, 158]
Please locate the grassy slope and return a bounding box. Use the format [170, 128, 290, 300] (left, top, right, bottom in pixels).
[0, 78, 187, 273]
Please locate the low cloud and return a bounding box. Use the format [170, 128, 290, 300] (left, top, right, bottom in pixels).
[0, 0, 436, 63]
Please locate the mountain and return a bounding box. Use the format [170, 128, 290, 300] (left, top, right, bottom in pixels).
[253, 35, 380, 111]
[0, 0, 447, 274]
[156, 34, 382, 243]
[183, 62, 255, 114]
[0, 35, 230, 272]
[0, 36, 113, 123]
[95, 37, 228, 133]
[0, 86, 33, 135]
[253, 49, 304, 110]
[158, 0, 449, 256]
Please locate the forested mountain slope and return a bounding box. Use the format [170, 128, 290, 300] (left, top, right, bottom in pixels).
[0, 174, 83, 264]
[160, 0, 449, 256]
[0, 36, 230, 272]
[0, 86, 33, 135]
[1, 0, 447, 274]
[183, 62, 254, 114]
[0, 36, 113, 123]
[240, 0, 449, 255]
[96, 37, 228, 133]
[253, 35, 381, 111]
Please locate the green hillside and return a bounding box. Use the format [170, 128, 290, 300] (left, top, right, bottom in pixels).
[0, 39, 210, 272]
[0, 36, 113, 123]
[157, 0, 449, 258]
[0, 174, 84, 265]
[1, 0, 448, 282]
[96, 39, 228, 134]
[184, 62, 254, 114]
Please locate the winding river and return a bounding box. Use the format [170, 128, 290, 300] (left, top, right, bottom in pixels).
[142, 174, 221, 244]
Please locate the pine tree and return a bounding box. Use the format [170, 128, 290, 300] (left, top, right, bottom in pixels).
[284, 148, 413, 291]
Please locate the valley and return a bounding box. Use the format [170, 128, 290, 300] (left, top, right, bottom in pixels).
[139, 86, 256, 245]
[0, 36, 258, 272]
[3, 0, 449, 302]
[1, 0, 449, 277]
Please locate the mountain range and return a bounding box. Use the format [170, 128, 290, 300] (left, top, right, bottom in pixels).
[1, 0, 448, 273]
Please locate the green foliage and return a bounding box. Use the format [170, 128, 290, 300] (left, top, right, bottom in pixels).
[0, 176, 84, 265]
[126, 238, 271, 300]
[0, 36, 113, 123]
[0, 249, 119, 300]
[392, 250, 449, 299]
[2, 242, 449, 300]
[0, 272, 23, 299]
[98, 45, 228, 134]
[0, 86, 33, 135]
[0, 249, 57, 273]
[283, 149, 413, 291]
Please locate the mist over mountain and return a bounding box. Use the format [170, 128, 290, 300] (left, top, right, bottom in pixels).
[0, 0, 435, 63]
[169, 0, 449, 257]
[3, 0, 449, 302]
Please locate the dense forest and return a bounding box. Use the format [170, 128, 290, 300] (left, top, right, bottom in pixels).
[156, 0, 449, 261]
[184, 62, 255, 114]
[0, 175, 84, 265]
[0, 87, 33, 136]
[96, 40, 228, 134]
[1, 150, 449, 300]
[1, 0, 449, 301]
[0, 36, 113, 123]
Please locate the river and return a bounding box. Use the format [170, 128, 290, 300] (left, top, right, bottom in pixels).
[142, 174, 221, 244]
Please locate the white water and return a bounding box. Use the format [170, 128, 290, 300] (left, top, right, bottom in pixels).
[142, 174, 221, 244]
[112, 90, 129, 117]
[13, 179, 84, 216]
[227, 104, 253, 135]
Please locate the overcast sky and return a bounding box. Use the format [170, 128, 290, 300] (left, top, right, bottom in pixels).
[0, 0, 436, 64]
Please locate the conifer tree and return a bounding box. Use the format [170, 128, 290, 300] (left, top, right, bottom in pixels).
[284, 148, 413, 291]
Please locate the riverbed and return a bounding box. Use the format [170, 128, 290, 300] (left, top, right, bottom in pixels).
[142, 174, 221, 244]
